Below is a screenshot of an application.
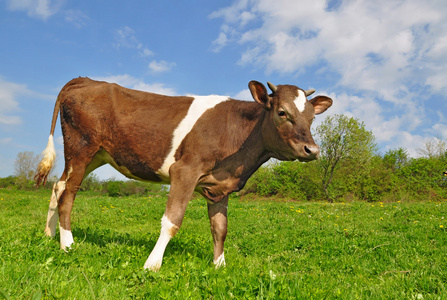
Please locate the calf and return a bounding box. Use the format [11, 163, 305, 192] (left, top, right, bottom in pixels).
[35, 77, 332, 271]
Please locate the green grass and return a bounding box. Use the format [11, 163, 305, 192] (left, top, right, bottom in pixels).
[0, 189, 446, 299]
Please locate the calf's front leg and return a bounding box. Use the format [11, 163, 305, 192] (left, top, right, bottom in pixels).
[143, 213, 180, 271]
[207, 196, 228, 268]
[144, 162, 199, 271]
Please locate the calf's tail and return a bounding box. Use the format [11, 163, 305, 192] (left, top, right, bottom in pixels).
[34, 93, 62, 186]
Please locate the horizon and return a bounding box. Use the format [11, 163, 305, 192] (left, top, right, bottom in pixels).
[1, 0, 446, 180]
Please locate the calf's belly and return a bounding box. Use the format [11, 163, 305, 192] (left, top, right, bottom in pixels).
[90, 150, 166, 183]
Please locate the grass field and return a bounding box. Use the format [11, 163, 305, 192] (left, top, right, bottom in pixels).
[0, 189, 446, 299]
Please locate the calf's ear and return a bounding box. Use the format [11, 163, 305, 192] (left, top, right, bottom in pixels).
[249, 81, 272, 110]
[310, 96, 333, 115]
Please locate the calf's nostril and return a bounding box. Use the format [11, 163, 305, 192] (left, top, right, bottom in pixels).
[304, 145, 320, 158]
[304, 145, 312, 154]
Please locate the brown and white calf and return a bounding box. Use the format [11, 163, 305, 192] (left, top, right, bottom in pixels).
[35, 77, 332, 271]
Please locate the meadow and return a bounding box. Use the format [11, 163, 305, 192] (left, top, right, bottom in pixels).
[0, 189, 446, 299]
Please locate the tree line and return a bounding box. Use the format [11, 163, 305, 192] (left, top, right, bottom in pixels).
[3, 114, 447, 201]
[243, 114, 447, 202]
[2, 151, 165, 197]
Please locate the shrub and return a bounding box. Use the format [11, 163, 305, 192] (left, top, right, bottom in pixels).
[80, 174, 103, 192]
[243, 161, 323, 201]
[241, 148, 447, 202]
[106, 181, 125, 197]
[104, 179, 167, 197]
[0, 176, 17, 188]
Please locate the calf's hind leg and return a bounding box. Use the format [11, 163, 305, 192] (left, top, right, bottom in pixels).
[207, 196, 228, 268]
[57, 164, 87, 250]
[44, 155, 104, 239]
[44, 177, 66, 237]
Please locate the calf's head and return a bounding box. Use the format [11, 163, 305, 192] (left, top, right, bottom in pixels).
[249, 81, 332, 162]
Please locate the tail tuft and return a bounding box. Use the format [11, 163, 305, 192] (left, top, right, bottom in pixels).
[35, 135, 56, 186]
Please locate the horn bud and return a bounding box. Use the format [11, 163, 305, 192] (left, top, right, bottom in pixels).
[305, 89, 315, 97]
[267, 82, 277, 93]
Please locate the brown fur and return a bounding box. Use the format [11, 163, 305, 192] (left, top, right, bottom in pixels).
[35, 77, 332, 268]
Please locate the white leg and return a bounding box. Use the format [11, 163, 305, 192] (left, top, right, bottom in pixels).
[59, 226, 74, 250]
[44, 181, 65, 237]
[214, 252, 226, 268]
[144, 215, 179, 271]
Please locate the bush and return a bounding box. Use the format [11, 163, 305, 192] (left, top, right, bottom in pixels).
[243, 164, 280, 197]
[80, 174, 103, 192]
[0, 176, 17, 188]
[396, 157, 447, 200]
[106, 180, 124, 197]
[242, 148, 447, 202]
[104, 179, 167, 197]
[243, 161, 323, 201]
[14, 176, 36, 190]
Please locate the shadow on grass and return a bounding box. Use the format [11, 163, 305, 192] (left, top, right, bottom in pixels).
[70, 226, 211, 261]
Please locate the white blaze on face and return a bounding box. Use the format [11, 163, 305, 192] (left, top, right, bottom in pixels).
[294, 90, 307, 113]
[157, 95, 229, 178]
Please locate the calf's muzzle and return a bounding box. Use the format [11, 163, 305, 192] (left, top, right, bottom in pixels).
[303, 144, 320, 161]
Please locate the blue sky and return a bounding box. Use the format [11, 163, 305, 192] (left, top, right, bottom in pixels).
[1, 0, 446, 179]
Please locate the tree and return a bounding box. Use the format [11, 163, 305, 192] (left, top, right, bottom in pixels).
[383, 148, 409, 170]
[315, 114, 377, 202]
[417, 137, 446, 158]
[14, 151, 40, 181]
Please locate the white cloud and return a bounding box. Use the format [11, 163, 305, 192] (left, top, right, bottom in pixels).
[64, 9, 89, 28]
[209, 0, 255, 25]
[211, 0, 447, 156]
[0, 78, 27, 125]
[148, 60, 176, 73]
[92, 165, 128, 181]
[233, 88, 252, 101]
[313, 89, 430, 156]
[114, 26, 140, 48]
[212, 0, 447, 99]
[0, 76, 54, 126]
[92, 74, 177, 96]
[6, 0, 64, 20]
[6, 0, 92, 29]
[0, 138, 13, 145]
[379, 131, 424, 157]
[140, 48, 153, 57]
[114, 26, 153, 57]
[210, 24, 239, 52]
[433, 124, 447, 140]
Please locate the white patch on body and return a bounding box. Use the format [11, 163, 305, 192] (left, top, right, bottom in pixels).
[44, 180, 65, 237]
[60, 226, 74, 250]
[214, 252, 226, 268]
[294, 90, 306, 113]
[144, 215, 178, 271]
[157, 95, 229, 178]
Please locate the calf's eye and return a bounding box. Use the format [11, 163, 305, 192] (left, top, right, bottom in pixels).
[278, 111, 286, 117]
